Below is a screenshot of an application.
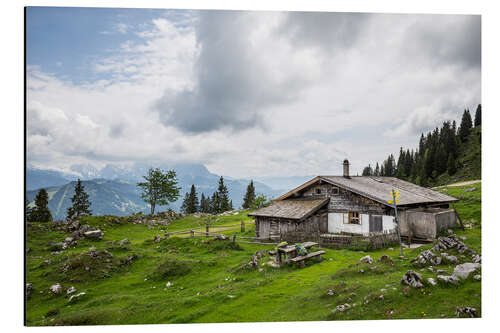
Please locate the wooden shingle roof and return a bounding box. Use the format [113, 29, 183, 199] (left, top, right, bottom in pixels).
[248, 198, 329, 220]
[278, 176, 458, 207]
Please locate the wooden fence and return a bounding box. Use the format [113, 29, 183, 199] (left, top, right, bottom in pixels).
[281, 230, 399, 250]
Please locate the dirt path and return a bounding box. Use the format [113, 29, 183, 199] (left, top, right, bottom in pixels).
[433, 180, 481, 189]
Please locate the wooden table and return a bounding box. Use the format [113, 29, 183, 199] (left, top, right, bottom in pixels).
[275, 242, 319, 265]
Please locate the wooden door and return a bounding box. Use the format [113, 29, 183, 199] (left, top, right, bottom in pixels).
[369, 215, 383, 232]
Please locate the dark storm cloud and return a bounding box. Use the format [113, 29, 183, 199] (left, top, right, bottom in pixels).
[155, 10, 374, 134]
[277, 12, 373, 53]
[403, 15, 481, 70]
[156, 11, 298, 133]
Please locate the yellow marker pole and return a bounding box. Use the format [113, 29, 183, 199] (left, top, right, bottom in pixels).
[392, 188, 404, 257]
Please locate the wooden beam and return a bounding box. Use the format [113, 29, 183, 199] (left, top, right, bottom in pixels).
[452, 203, 465, 231]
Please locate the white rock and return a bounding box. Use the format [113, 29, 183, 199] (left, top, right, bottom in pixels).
[437, 275, 460, 285]
[49, 283, 62, 294]
[68, 292, 86, 303]
[166, 282, 172, 287]
[360, 255, 374, 264]
[427, 278, 437, 286]
[66, 286, 77, 295]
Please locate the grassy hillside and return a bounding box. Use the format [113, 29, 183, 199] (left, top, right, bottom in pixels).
[26, 184, 481, 325]
[434, 126, 481, 186]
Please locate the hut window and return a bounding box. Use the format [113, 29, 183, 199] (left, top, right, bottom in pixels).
[315, 188, 322, 194]
[332, 187, 339, 195]
[344, 212, 361, 224]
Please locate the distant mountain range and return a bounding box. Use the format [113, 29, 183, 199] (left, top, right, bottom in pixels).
[26, 163, 310, 220]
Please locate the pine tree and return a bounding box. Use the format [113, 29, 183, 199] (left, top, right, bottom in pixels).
[242, 180, 256, 209]
[229, 200, 233, 211]
[66, 179, 92, 220]
[474, 104, 481, 127]
[185, 184, 199, 214]
[374, 162, 380, 176]
[180, 192, 190, 214]
[447, 154, 457, 175]
[200, 193, 209, 213]
[210, 192, 219, 214]
[216, 176, 230, 213]
[28, 189, 53, 222]
[458, 109, 473, 142]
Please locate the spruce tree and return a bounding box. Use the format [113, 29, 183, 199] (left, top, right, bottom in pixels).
[210, 192, 219, 214]
[186, 184, 199, 214]
[447, 154, 457, 175]
[474, 104, 481, 127]
[242, 180, 256, 209]
[200, 193, 208, 213]
[216, 176, 230, 213]
[28, 189, 52, 222]
[374, 162, 380, 176]
[458, 109, 473, 142]
[66, 179, 92, 220]
[180, 192, 190, 214]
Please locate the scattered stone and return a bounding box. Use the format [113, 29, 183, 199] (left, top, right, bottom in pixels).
[412, 250, 442, 267]
[153, 235, 162, 243]
[44, 259, 51, 266]
[452, 263, 481, 280]
[227, 295, 236, 298]
[380, 288, 387, 293]
[401, 270, 424, 288]
[213, 234, 227, 241]
[66, 286, 77, 295]
[379, 294, 384, 300]
[436, 269, 448, 274]
[26, 283, 33, 297]
[473, 274, 481, 281]
[464, 187, 476, 193]
[456, 306, 478, 318]
[360, 255, 373, 264]
[437, 275, 460, 285]
[378, 255, 394, 265]
[427, 278, 437, 286]
[472, 254, 481, 264]
[358, 269, 364, 273]
[388, 248, 394, 251]
[119, 238, 130, 246]
[68, 292, 86, 304]
[334, 303, 351, 313]
[83, 229, 104, 240]
[442, 254, 458, 264]
[45, 308, 59, 317]
[166, 282, 172, 287]
[432, 235, 469, 254]
[49, 283, 63, 294]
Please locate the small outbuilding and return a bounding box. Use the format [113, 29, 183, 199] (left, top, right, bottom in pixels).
[249, 160, 459, 243]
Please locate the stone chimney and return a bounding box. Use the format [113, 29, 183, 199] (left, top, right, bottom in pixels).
[343, 159, 350, 178]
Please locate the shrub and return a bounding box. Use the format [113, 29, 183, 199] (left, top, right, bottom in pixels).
[149, 257, 191, 281]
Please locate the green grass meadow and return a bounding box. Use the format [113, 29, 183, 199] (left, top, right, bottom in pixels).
[25, 184, 481, 325]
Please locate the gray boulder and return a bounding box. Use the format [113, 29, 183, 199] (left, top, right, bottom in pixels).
[456, 306, 478, 318]
[452, 263, 481, 280]
[427, 278, 437, 286]
[83, 229, 104, 240]
[401, 270, 424, 288]
[119, 238, 130, 246]
[437, 275, 460, 285]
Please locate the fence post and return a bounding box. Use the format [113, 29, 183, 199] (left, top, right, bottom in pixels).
[232, 232, 237, 243]
[190, 230, 194, 238]
[206, 224, 209, 237]
[241, 220, 245, 233]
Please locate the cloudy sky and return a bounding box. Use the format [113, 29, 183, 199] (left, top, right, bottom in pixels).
[26, 7, 481, 178]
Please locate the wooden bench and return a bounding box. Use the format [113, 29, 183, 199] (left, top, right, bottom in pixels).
[289, 250, 326, 267]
